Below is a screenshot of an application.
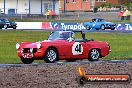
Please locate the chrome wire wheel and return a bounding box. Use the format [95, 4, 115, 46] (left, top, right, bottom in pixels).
[88, 49, 100, 61]
[44, 48, 58, 63]
[100, 25, 105, 30]
[4, 24, 7, 29]
[47, 50, 57, 62]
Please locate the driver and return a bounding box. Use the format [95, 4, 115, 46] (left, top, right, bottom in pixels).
[67, 32, 75, 42]
[59, 32, 69, 40]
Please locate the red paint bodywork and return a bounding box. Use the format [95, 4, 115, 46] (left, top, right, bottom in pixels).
[17, 39, 110, 60]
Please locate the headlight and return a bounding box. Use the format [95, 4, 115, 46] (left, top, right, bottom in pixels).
[16, 43, 20, 49]
[37, 43, 41, 49]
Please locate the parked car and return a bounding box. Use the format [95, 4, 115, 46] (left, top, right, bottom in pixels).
[16, 31, 111, 64]
[0, 18, 17, 29]
[83, 18, 116, 30]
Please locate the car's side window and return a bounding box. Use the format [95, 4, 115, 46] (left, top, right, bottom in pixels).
[1, 19, 4, 22]
[92, 19, 96, 22]
[98, 19, 101, 22]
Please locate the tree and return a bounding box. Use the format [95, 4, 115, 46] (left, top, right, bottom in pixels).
[118, 0, 123, 4]
[118, 0, 132, 4]
[126, 0, 132, 3]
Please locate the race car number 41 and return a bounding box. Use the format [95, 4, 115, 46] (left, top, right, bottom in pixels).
[72, 42, 83, 55]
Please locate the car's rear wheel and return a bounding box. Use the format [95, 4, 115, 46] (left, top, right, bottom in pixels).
[4, 24, 7, 29]
[13, 26, 16, 29]
[111, 26, 115, 30]
[100, 25, 105, 30]
[88, 49, 100, 61]
[44, 48, 58, 63]
[21, 58, 34, 64]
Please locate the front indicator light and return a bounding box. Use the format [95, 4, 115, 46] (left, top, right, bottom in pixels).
[37, 43, 42, 49]
[16, 43, 20, 49]
[38, 51, 41, 53]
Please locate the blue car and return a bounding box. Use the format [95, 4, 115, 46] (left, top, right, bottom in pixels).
[83, 18, 116, 30]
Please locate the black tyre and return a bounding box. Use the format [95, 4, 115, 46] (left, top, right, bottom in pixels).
[88, 49, 100, 61]
[44, 48, 58, 63]
[95, 28, 99, 30]
[85, 25, 91, 30]
[111, 26, 115, 30]
[21, 58, 34, 64]
[13, 27, 16, 29]
[100, 25, 105, 30]
[4, 24, 7, 29]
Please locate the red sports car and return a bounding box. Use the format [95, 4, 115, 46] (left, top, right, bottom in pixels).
[16, 31, 110, 64]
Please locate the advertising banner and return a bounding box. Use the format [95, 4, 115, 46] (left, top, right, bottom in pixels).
[16, 22, 132, 30]
[116, 23, 132, 30]
[41, 22, 132, 30]
[41, 22, 86, 30]
[16, 22, 42, 29]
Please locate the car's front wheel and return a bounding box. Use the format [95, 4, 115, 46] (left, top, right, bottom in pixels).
[100, 25, 105, 30]
[21, 58, 34, 64]
[88, 49, 100, 61]
[85, 25, 91, 30]
[44, 48, 58, 63]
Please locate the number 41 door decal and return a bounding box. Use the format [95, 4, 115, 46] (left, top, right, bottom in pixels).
[72, 42, 83, 55]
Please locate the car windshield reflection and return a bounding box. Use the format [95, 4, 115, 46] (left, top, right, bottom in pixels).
[4, 19, 9, 22]
[1, 19, 9, 22]
[48, 31, 72, 40]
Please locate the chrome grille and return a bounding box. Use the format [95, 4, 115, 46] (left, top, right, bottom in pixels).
[22, 48, 37, 53]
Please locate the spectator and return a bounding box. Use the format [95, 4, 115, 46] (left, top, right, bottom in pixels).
[123, 8, 131, 20]
[117, 9, 125, 20]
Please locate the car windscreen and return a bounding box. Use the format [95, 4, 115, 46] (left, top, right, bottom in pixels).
[99, 19, 107, 22]
[48, 31, 60, 40]
[48, 31, 71, 40]
[1, 19, 9, 22]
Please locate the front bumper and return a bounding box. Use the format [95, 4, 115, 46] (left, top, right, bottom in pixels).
[17, 48, 46, 59]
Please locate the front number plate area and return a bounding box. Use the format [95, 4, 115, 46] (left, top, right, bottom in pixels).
[22, 53, 33, 58]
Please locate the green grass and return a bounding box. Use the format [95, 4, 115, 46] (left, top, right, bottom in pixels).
[0, 30, 132, 64]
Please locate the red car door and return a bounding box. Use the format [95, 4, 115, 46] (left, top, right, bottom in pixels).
[71, 41, 88, 59]
[59, 40, 88, 59]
